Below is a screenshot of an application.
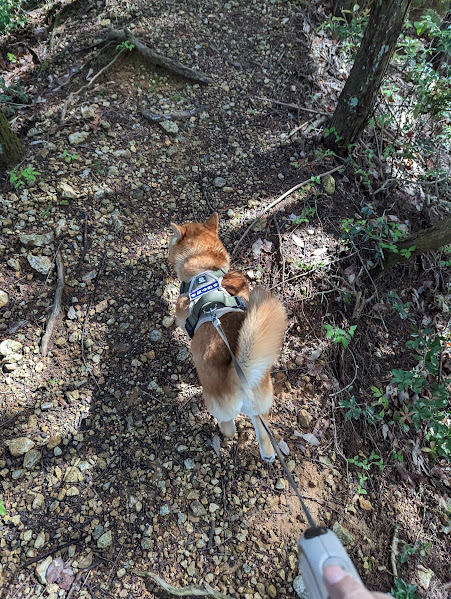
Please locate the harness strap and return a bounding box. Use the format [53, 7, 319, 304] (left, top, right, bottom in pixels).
[180, 268, 226, 295]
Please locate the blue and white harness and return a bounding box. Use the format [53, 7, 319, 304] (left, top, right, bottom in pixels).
[180, 268, 247, 338]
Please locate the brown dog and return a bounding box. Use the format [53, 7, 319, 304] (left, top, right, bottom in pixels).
[169, 213, 287, 461]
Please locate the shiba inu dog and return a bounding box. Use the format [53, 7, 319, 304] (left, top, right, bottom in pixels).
[168, 213, 287, 462]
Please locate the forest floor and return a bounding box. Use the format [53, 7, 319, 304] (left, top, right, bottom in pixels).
[0, 1, 450, 599]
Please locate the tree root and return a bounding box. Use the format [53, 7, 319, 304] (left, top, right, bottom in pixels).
[108, 29, 214, 84]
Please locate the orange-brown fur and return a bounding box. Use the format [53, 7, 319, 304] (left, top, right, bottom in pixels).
[168, 213, 287, 461]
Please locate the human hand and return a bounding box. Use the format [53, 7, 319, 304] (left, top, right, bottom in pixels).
[323, 564, 390, 599]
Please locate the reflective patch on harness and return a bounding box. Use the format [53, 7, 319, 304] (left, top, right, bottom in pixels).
[189, 277, 220, 301]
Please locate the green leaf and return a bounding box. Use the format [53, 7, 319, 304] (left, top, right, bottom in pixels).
[0, 499, 6, 516]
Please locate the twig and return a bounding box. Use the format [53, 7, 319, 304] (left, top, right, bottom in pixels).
[329, 349, 359, 397]
[134, 571, 233, 598]
[254, 96, 329, 116]
[109, 29, 213, 84]
[391, 525, 399, 578]
[141, 105, 209, 122]
[273, 215, 286, 290]
[75, 212, 89, 277]
[40, 252, 65, 357]
[61, 49, 125, 123]
[23, 541, 75, 567]
[51, 41, 113, 93]
[232, 165, 343, 258]
[207, 519, 215, 550]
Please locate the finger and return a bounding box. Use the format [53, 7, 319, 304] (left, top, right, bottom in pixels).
[323, 565, 374, 599]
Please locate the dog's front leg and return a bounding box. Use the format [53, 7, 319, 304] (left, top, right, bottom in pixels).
[175, 295, 190, 330]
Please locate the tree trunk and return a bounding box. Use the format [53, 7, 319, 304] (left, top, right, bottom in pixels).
[326, 0, 411, 153]
[0, 110, 24, 169]
[378, 215, 451, 273]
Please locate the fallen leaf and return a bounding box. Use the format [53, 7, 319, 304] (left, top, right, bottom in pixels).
[278, 438, 290, 455]
[358, 497, 372, 511]
[292, 233, 304, 248]
[58, 568, 74, 591]
[307, 361, 323, 376]
[252, 238, 263, 258]
[294, 432, 320, 447]
[46, 558, 64, 583]
[212, 434, 221, 457]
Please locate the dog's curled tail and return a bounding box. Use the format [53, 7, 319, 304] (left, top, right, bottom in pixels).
[236, 286, 287, 388]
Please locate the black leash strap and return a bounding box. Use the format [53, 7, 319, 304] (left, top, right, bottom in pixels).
[210, 312, 318, 530]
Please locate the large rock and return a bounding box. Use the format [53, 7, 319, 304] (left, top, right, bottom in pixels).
[333, 522, 355, 547]
[19, 232, 54, 247]
[159, 120, 179, 134]
[0, 339, 23, 357]
[0, 290, 8, 308]
[6, 437, 34, 457]
[27, 254, 53, 275]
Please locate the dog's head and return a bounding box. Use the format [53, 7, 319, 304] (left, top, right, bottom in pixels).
[168, 213, 230, 281]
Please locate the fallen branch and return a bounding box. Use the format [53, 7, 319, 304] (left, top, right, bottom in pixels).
[109, 29, 213, 84]
[40, 251, 65, 357]
[391, 525, 399, 578]
[232, 165, 343, 258]
[134, 571, 233, 599]
[61, 48, 125, 123]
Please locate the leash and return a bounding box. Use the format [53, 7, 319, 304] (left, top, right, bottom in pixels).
[209, 310, 364, 598]
[210, 311, 318, 530]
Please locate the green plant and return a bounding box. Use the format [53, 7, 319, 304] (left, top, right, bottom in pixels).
[341, 206, 415, 265]
[9, 166, 40, 189]
[293, 206, 316, 225]
[116, 40, 134, 51]
[339, 392, 385, 425]
[387, 291, 412, 319]
[391, 328, 450, 459]
[400, 541, 432, 564]
[61, 150, 79, 163]
[0, 0, 27, 32]
[391, 578, 419, 599]
[0, 499, 6, 516]
[348, 451, 383, 495]
[324, 323, 357, 349]
[0, 77, 29, 115]
[319, 6, 370, 57]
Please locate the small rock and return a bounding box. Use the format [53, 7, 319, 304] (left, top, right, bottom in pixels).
[141, 537, 152, 550]
[6, 437, 34, 457]
[78, 553, 93, 569]
[333, 522, 355, 547]
[69, 131, 90, 145]
[297, 409, 313, 428]
[322, 174, 335, 195]
[159, 120, 179, 134]
[36, 556, 52, 585]
[64, 466, 83, 483]
[159, 504, 170, 516]
[190, 500, 207, 517]
[162, 316, 174, 328]
[58, 182, 78, 200]
[33, 494, 45, 509]
[0, 290, 9, 308]
[267, 584, 277, 598]
[81, 105, 97, 119]
[251, 217, 267, 233]
[19, 232, 54, 247]
[150, 329, 163, 343]
[213, 177, 226, 188]
[23, 449, 41, 470]
[184, 459, 195, 470]
[34, 531, 46, 549]
[417, 565, 433, 589]
[92, 525, 104, 540]
[187, 562, 195, 576]
[117, 568, 126, 579]
[293, 575, 309, 599]
[108, 166, 119, 177]
[209, 502, 220, 513]
[55, 337, 66, 348]
[0, 339, 23, 358]
[27, 254, 53, 275]
[97, 530, 112, 549]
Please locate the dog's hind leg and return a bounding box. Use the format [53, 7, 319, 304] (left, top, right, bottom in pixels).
[218, 419, 236, 438]
[250, 412, 275, 463]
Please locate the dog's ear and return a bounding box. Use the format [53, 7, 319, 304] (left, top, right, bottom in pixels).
[170, 223, 185, 244]
[204, 212, 219, 233]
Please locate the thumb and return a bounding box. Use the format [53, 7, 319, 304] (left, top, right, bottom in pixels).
[323, 565, 374, 599]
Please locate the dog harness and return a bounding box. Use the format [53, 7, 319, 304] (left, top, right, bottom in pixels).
[180, 268, 247, 338]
